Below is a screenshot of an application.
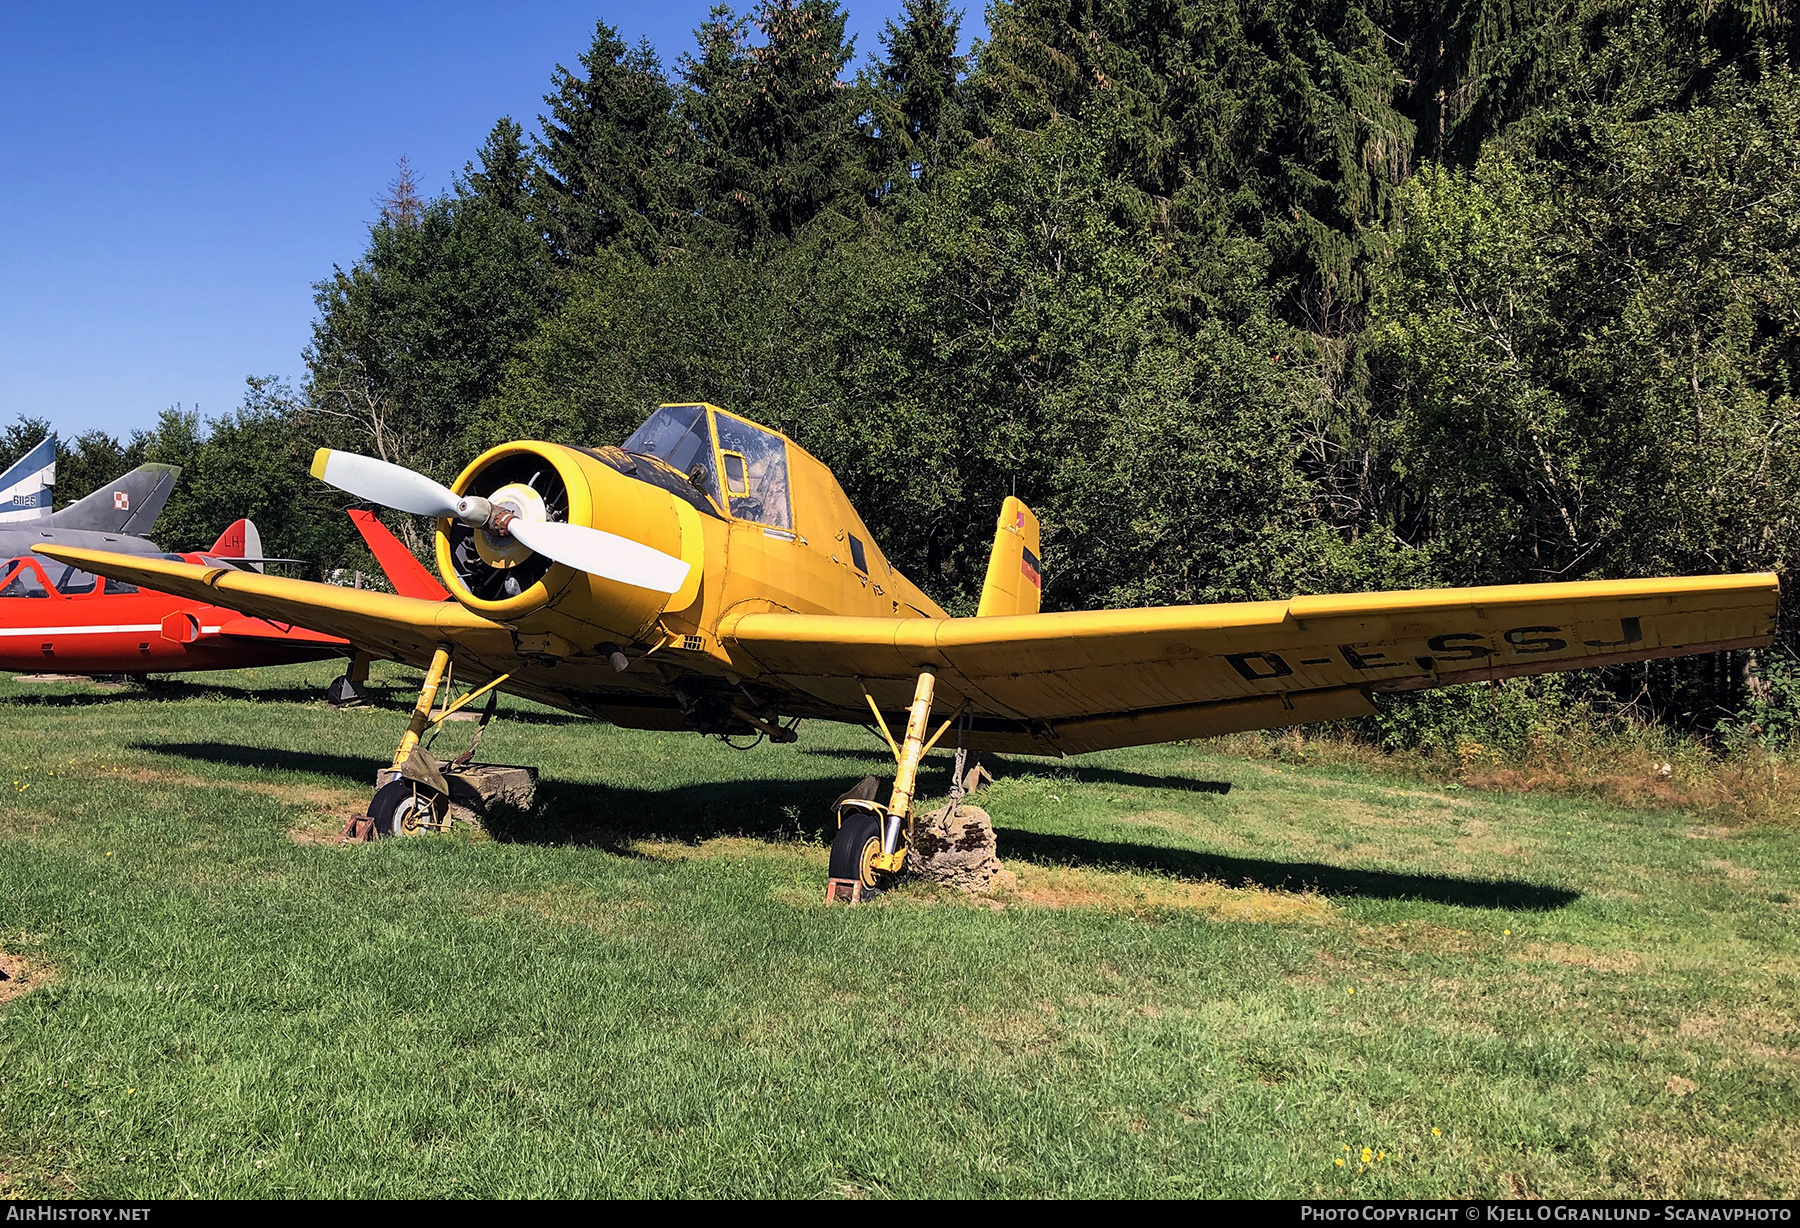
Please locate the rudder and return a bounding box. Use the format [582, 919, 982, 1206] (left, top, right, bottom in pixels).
[976, 496, 1042, 617]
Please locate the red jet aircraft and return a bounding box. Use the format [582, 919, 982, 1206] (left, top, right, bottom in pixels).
[0, 512, 445, 681]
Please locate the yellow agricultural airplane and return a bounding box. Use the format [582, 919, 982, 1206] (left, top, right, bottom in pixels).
[38, 402, 1781, 896]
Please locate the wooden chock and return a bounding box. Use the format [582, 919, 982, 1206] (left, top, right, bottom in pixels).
[824, 878, 866, 904]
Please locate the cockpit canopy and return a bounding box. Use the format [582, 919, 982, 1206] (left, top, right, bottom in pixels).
[0, 556, 133, 597]
[0, 554, 240, 598]
[622, 404, 793, 530]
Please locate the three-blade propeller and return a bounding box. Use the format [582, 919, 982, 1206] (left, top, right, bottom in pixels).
[310, 449, 690, 595]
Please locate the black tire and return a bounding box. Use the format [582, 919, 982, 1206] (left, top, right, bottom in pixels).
[368, 779, 447, 838]
[828, 809, 885, 890]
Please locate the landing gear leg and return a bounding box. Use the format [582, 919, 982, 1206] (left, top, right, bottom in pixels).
[344, 645, 453, 842]
[328, 651, 373, 707]
[389, 645, 452, 775]
[826, 671, 951, 901]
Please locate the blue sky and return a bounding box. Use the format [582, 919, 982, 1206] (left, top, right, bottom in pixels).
[0, 2, 982, 441]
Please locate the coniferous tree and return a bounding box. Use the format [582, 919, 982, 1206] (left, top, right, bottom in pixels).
[536, 22, 684, 262]
[680, 0, 861, 249]
[377, 156, 424, 228]
[860, 0, 968, 200]
[969, 0, 1413, 333]
[466, 117, 533, 215]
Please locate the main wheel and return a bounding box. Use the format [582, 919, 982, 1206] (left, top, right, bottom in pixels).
[828, 809, 886, 892]
[368, 779, 448, 837]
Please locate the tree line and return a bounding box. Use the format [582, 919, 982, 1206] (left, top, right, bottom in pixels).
[8, 0, 1799, 743]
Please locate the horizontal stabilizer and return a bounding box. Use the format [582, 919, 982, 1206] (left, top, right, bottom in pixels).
[209, 518, 262, 564]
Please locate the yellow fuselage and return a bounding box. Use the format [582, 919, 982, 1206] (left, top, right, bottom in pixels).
[429, 405, 942, 731]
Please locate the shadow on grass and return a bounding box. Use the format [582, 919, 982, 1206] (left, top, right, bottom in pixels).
[6, 683, 338, 708]
[39, 675, 590, 724]
[134, 740, 1571, 910]
[996, 828, 1580, 911]
[134, 742, 857, 844]
[801, 745, 1233, 796]
[484, 777, 852, 852]
[506, 785, 1572, 910]
[137, 741, 381, 785]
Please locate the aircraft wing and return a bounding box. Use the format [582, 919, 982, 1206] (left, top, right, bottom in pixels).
[723, 573, 1781, 755]
[215, 615, 345, 646]
[33, 546, 513, 669]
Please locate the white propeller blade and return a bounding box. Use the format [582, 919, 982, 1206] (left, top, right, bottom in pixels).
[309, 448, 690, 594]
[310, 449, 489, 523]
[506, 518, 691, 594]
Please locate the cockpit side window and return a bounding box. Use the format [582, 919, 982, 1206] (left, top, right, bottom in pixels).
[721, 452, 749, 494]
[711, 413, 793, 529]
[621, 404, 725, 508]
[0, 562, 49, 598]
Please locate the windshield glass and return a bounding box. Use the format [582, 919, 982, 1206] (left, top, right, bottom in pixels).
[621, 405, 723, 508]
[0, 563, 49, 598]
[712, 412, 792, 529]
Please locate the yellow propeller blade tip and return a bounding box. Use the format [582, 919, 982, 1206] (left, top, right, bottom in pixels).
[309, 448, 331, 480]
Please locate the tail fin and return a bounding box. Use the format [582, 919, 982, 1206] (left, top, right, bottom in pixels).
[42, 463, 180, 536]
[349, 509, 448, 600]
[209, 518, 263, 569]
[0, 436, 56, 522]
[976, 496, 1042, 618]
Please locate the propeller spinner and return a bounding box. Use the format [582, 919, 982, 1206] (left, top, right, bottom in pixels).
[310, 449, 691, 595]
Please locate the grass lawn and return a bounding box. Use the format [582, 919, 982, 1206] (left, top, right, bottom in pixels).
[0, 662, 1795, 1198]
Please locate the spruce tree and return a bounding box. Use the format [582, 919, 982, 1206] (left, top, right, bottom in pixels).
[536, 22, 683, 262]
[969, 0, 1414, 332]
[860, 0, 968, 199]
[466, 117, 533, 215]
[679, 0, 860, 249]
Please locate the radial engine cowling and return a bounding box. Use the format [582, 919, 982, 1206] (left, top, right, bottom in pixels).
[434, 441, 704, 646]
